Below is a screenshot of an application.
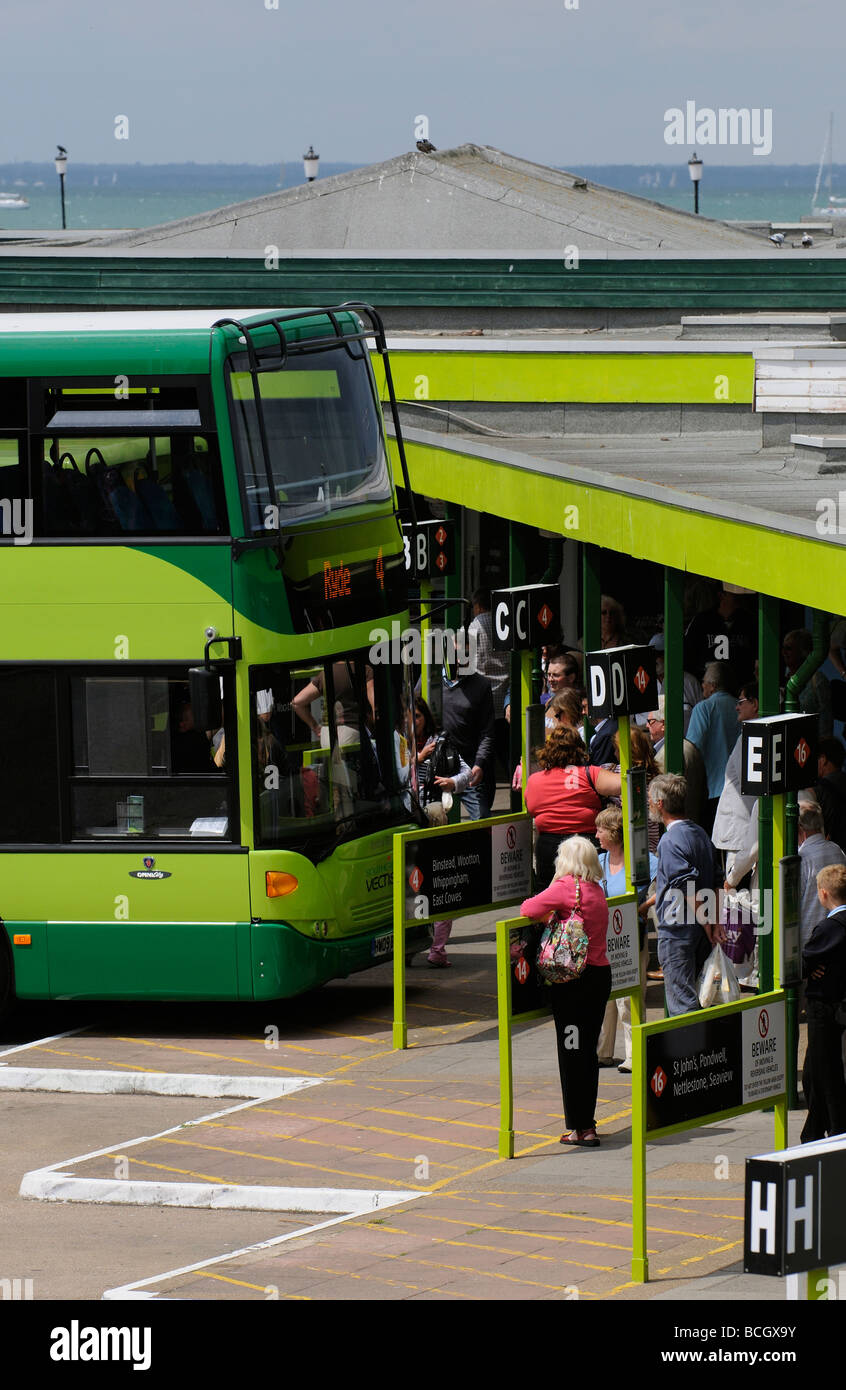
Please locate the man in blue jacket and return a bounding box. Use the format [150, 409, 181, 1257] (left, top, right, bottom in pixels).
[649, 772, 716, 1015]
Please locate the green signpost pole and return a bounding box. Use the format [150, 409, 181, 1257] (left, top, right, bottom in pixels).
[632, 992, 787, 1283]
[392, 831, 407, 1051]
[497, 923, 516, 1158]
[393, 816, 533, 1052]
[771, 793, 797, 1112]
[631, 1013, 648, 1282]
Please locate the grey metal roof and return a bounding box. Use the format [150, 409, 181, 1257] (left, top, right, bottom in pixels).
[85, 144, 772, 256]
[402, 425, 842, 545]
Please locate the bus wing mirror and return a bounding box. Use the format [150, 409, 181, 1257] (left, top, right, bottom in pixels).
[189, 666, 222, 730]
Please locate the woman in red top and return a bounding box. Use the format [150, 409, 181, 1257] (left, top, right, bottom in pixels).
[521, 835, 611, 1148]
[525, 727, 621, 890]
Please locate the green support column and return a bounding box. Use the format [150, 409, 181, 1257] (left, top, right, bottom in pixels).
[582, 544, 601, 654]
[663, 567, 684, 775]
[509, 522, 529, 812]
[420, 578, 432, 703]
[758, 594, 780, 995]
[444, 502, 462, 636]
[618, 716, 633, 888]
[582, 545, 601, 743]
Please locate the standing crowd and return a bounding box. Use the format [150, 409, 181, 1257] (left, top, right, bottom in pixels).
[404, 583, 846, 1149]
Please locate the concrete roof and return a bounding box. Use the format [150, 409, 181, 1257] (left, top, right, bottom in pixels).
[86, 144, 773, 256]
[401, 425, 840, 546]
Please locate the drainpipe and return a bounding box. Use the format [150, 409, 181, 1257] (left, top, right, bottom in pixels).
[784, 610, 827, 857]
[540, 537, 564, 586]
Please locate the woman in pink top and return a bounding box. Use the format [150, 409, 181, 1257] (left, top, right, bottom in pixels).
[521, 836, 611, 1148]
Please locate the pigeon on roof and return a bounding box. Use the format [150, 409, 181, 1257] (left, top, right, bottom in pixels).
[416, 139, 437, 153]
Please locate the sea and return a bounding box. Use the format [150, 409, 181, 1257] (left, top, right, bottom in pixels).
[0, 161, 840, 233]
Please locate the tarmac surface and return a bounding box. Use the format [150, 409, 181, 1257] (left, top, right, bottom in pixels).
[0, 906, 804, 1304]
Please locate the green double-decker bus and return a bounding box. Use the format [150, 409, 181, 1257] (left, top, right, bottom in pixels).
[0, 305, 423, 1018]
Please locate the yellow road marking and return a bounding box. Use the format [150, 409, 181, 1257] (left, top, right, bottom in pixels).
[527, 1207, 734, 1242]
[104, 1153, 240, 1184]
[301, 1265, 471, 1297]
[32, 1048, 161, 1072]
[656, 1238, 742, 1276]
[369, 1249, 603, 1289]
[329, 1048, 402, 1075]
[334, 1102, 556, 1140]
[115, 1036, 354, 1065]
[236, 1112, 497, 1154]
[194, 1271, 279, 1293]
[363, 1220, 633, 1257]
[155, 1137, 428, 1189]
[411, 1212, 631, 1255]
[200, 1125, 462, 1171]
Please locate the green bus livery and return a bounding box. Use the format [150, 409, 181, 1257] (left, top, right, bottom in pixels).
[0, 305, 423, 1018]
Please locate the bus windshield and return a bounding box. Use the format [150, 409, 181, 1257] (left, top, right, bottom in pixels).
[226, 346, 392, 531]
[251, 654, 414, 856]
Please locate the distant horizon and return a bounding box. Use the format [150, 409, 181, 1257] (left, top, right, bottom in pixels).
[0, 157, 841, 172]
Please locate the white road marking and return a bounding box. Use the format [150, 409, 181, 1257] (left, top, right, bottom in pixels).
[0, 1068, 316, 1098]
[102, 1194, 424, 1301]
[20, 1080, 322, 1192]
[0, 1026, 91, 1058]
[15, 1065, 423, 1298]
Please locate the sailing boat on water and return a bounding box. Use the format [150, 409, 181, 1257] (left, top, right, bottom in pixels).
[812, 113, 846, 216]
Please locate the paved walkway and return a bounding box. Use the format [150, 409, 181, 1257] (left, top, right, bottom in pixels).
[8, 908, 800, 1302]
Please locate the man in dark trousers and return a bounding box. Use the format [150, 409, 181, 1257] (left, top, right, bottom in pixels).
[442, 668, 495, 820]
[801, 862, 846, 1143]
[648, 771, 716, 1015]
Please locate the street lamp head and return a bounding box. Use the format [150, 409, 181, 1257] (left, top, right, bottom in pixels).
[687, 151, 703, 182]
[302, 145, 320, 182]
[54, 146, 68, 176]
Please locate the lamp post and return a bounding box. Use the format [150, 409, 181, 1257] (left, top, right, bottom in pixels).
[687, 151, 702, 215]
[54, 146, 68, 229]
[303, 146, 320, 183]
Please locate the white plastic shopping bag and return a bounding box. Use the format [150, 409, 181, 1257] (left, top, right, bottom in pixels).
[697, 943, 742, 1008]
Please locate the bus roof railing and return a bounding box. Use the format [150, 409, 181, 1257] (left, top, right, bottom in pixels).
[211, 304, 416, 526]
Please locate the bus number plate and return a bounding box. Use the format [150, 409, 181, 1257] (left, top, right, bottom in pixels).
[371, 933, 392, 957]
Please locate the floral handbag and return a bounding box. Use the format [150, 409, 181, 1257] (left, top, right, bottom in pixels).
[537, 879, 589, 984]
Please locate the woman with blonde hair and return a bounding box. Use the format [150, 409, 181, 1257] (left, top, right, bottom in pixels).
[520, 836, 611, 1148]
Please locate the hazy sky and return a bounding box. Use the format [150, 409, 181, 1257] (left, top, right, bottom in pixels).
[3, 0, 843, 167]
